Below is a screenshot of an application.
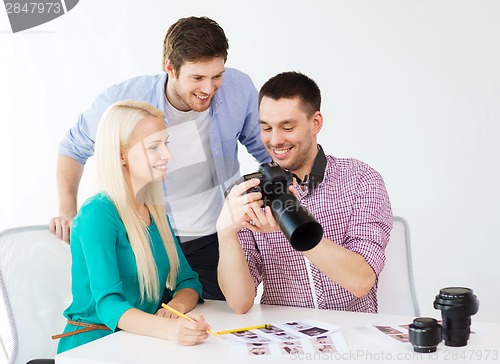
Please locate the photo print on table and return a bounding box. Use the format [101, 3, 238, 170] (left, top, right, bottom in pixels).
[247, 343, 271, 356]
[311, 335, 338, 353]
[230, 330, 271, 343]
[372, 324, 409, 343]
[283, 321, 311, 330]
[299, 326, 329, 337]
[279, 340, 305, 355]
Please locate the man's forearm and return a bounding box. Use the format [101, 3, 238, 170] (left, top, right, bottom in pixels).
[57, 155, 84, 216]
[304, 238, 376, 298]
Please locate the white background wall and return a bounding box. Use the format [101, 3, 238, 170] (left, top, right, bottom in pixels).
[1, 0, 499, 324]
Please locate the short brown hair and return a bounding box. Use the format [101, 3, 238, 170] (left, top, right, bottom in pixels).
[162, 16, 229, 74]
[259, 72, 321, 118]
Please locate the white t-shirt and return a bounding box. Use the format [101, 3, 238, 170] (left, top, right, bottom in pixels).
[162, 101, 223, 240]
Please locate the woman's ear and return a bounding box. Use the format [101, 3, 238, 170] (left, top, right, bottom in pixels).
[120, 151, 126, 166]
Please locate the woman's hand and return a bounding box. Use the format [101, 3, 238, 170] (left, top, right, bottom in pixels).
[163, 313, 211, 345]
[155, 307, 177, 319]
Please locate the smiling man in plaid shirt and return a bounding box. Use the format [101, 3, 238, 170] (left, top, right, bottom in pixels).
[217, 71, 393, 314]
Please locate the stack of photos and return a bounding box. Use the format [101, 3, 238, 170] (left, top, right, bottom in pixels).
[219, 320, 348, 357]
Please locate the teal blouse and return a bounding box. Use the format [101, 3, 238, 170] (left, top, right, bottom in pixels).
[57, 193, 203, 353]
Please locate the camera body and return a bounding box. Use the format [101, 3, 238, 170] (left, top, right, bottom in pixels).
[242, 162, 294, 205]
[241, 162, 323, 251]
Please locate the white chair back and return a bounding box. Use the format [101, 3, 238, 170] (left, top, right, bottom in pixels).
[377, 216, 420, 316]
[0, 226, 71, 364]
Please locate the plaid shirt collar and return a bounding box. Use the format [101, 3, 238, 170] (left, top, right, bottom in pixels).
[294, 144, 328, 195]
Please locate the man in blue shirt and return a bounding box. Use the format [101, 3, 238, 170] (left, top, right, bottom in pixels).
[49, 16, 270, 301]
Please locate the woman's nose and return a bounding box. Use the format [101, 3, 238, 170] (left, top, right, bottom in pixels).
[161, 144, 172, 160]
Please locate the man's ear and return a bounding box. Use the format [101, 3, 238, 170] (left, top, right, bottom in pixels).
[165, 59, 176, 78]
[311, 111, 323, 136]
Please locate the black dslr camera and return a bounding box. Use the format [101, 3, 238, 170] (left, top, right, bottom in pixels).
[241, 162, 323, 251]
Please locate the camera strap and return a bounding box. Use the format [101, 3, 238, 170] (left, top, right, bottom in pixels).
[294, 144, 327, 192]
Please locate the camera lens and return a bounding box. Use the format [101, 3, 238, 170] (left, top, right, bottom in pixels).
[271, 194, 323, 251]
[433, 287, 479, 347]
[408, 317, 442, 353]
[242, 162, 324, 251]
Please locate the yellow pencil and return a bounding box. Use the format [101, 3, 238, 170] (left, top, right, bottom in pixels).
[161, 303, 219, 336]
[216, 323, 271, 335]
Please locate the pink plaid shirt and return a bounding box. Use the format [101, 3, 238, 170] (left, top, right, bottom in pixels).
[238, 156, 392, 313]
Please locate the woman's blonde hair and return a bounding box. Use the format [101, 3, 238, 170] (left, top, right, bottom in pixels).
[94, 100, 179, 303]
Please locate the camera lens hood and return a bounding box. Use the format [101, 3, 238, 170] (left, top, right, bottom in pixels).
[433, 287, 479, 316]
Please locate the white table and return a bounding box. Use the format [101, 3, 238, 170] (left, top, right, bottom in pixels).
[55, 301, 500, 363]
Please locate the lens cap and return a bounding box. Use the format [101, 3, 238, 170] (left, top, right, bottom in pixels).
[409, 317, 442, 353]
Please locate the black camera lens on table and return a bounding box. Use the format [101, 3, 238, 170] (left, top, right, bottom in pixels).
[242, 162, 324, 251]
[433, 287, 479, 347]
[408, 317, 442, 353]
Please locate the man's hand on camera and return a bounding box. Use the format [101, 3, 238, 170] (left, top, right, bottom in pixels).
[242, 204, 280, 234]
[216, 179, 263, 237]
[289, 184, 300, 198]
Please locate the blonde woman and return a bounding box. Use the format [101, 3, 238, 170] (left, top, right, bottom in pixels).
[56, 100, 210, 353]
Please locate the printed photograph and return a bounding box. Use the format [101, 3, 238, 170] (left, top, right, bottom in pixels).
[374, 325, 403, 335]
[313, 344, 337, 353]
[279, 341, 304, 355]
[231, 331, 270, 342]
[284, 321, 311, 330]
[259, 324, 285, 334]
[312, 335, 333, 345]
[299, 326, 329, 337]
[390, 333, 409, 343]
[247, 343, 271, 356]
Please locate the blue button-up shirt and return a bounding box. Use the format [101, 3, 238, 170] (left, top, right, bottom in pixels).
[59, 68, 270, 190]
